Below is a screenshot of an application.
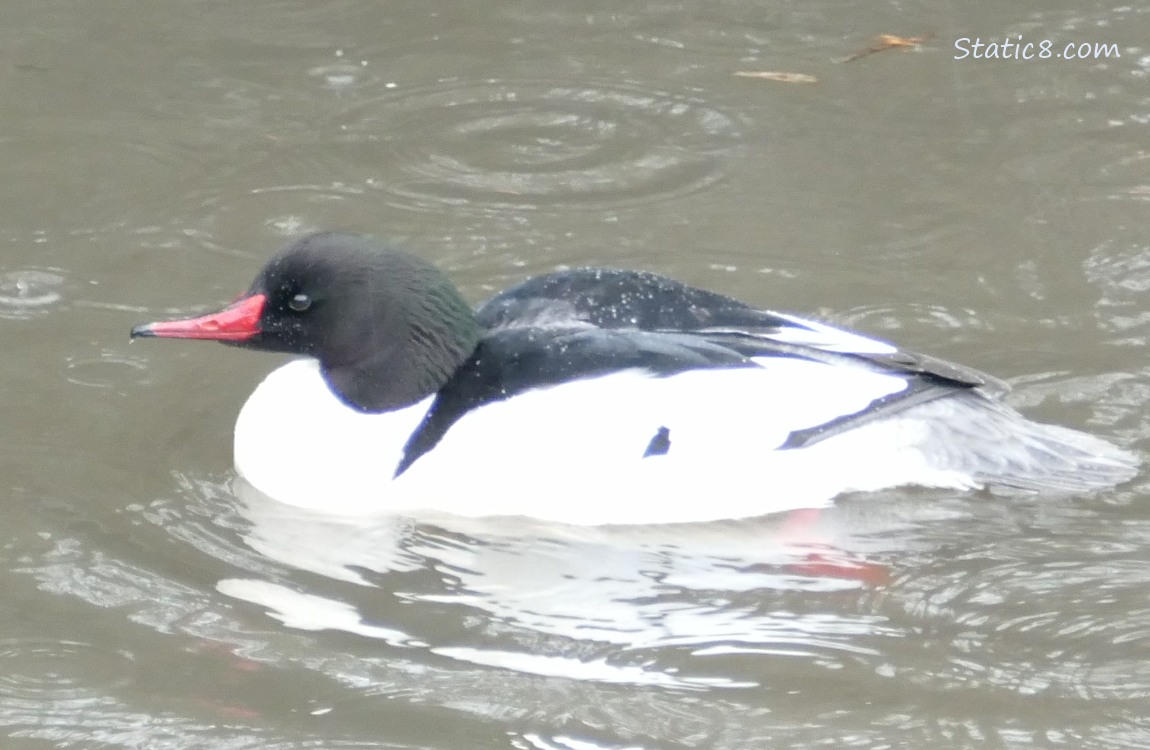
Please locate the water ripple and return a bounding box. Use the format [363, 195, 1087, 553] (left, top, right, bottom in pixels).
[496, 1, 786, 62]
[864, 512, 1150, 708]
[64, 350, 152, 391]
[115, 471, 1150, 745]
[306, 54, 388, 93]
[203, 482, 887, 690]
[335, 80, 743, 212]
[834, 303, 997, 336]
[1085, 241, 1150, 345]
[186, 180, 372, 244]
[0, 638, 134, 706]
[0, 267, 69, 319]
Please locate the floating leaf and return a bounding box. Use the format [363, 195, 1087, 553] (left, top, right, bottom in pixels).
[841, 32, 934, 63]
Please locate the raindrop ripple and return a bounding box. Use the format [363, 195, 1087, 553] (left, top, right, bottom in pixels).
[338, 80, 743, 212]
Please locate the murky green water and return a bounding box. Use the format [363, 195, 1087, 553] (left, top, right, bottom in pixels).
[1, 1, 1148, 747]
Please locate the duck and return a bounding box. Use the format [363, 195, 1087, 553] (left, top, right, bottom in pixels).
[131, 232, 1139, 524]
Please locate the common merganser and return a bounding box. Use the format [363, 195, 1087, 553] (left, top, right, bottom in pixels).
[131, 232, 1139, 524]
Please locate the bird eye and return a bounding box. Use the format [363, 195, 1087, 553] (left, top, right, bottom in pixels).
[288, 293, 312, 312]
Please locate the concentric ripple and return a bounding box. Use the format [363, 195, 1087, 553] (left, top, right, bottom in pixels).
[339, 80, 742, 212]
[306, 55, 389, 93]
[0, 268, 68, 319]
[64, 350, 152, 391]
[833, 303, 996, 336]
[184, 180, 371, 245]
[0, 638, 134, 706]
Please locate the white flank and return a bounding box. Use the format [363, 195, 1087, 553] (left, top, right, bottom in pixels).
[232, 358, 980, 524]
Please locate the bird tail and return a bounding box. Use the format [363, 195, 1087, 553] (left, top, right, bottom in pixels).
[907, 392, 1140, 494]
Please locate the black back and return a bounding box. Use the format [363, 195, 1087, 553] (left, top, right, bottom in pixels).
[394, 268, 997, 476]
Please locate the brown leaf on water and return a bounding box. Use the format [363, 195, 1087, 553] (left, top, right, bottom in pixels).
[732, 71, 818, 83]
[840, 32, 934, 63]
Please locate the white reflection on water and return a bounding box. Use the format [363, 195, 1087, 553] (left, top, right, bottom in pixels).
[217, 579, 424, 647]
[220, 478, 888, 689]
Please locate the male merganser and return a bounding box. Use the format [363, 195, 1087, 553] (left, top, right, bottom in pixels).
[131, 232, 1139, 524]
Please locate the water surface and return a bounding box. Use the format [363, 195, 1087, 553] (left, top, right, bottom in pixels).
[1, 0, 1148, 747]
